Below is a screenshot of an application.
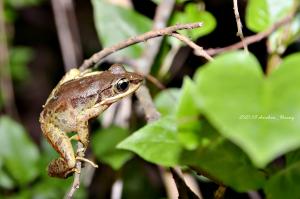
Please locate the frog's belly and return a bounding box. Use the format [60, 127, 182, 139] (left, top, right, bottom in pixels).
[54, 111, 78, 132]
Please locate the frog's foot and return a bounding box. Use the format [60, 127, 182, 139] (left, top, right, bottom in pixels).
[47, 157, 76, 179]
[76, 156, 98, 168]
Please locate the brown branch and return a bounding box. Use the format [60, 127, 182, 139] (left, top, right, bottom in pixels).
[79, 22, 203, 71]
[65, 142, 84, 199]
[171, 33, 214, 61]
[233, 0, 248, 52]
[206, 14, 294, 56]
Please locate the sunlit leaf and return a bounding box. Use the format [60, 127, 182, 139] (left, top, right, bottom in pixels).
[170, 3, 216, 41]
[246, 0, 294, 32]
[118, 117, 182, 166]
[195, 51, 300, 167]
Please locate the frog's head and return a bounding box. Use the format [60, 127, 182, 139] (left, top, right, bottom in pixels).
[99, 64, 144, 105]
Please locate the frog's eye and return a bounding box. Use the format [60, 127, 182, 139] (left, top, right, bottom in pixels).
[115, 78, 129, 93]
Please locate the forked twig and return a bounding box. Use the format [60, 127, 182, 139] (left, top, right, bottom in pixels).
[79, 22, 203, 71]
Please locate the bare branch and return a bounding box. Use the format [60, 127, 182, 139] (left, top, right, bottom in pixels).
[233, 0, 248, 52]
[171, 33, 214, 61]
[65, 142, 84, 199]
[79, 22, 203, 71]
[206, 14, 294, 55]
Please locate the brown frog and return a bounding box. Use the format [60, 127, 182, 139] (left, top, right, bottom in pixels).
[39, 64, 143, 178]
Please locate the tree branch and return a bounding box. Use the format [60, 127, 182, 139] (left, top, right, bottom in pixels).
[170, 33, 214, 61]
[233, 0, 248, 52]
[206, 14, 294, 55]
[65, 142, 84, 199]
[79, 22, 203, 71]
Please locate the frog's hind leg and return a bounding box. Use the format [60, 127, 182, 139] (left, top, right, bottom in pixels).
[42, 123, 76, 178]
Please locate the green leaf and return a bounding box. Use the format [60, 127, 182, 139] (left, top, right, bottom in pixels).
[118, 117, 182, 166]
[91, 0, 152, 58]
[176, 77, 201, 150]
[264, 162, 300, 199]
[171, 3, 216, 41]
[154, 88, 181, 116]
[0, 159, 14, 189]
[181, 120, 266, 192]
[0, 116, 40, 186]
[246, 0, 294, 32]
[91, 126, 133, 170]
[195, 51, 300, 167]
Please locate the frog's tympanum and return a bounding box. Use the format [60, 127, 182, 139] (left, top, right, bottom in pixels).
[39, 64, 143, 178]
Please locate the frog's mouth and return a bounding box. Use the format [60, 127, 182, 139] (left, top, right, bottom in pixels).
[100, 82, 142, 105]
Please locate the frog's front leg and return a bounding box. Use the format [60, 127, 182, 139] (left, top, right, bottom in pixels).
[42, 123, 76, 178]
[75, 104, 109, 148]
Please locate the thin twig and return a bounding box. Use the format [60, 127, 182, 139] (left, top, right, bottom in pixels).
[0, 0, 19, 120]
[233, 0, 248, 52]
[171, 33, 214, 61]
[65, 142, 84, 199]
[79, 22, 203, 71]
[206, 14, 294, 55]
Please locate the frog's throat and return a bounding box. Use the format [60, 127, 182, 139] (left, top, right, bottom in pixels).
[100, 83, 141, 105]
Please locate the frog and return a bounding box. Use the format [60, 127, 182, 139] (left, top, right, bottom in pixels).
[39, 64, 143, 178]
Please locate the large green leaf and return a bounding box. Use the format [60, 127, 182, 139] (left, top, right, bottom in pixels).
[91, 0, 152, 58]
[181, 120, 266, 192]
[195, 51, 300, 167]
[246, 0, 294, 32]
[91, 126, 133, 170]
[264, 161, 300, 199]
[118, 117, 182, 166]
[0, 116, 40, 186]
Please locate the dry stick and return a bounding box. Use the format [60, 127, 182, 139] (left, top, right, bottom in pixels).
[65, 143, 84, 199]
[206, 13, 294, 56]
[51, 0, 83, 71]
[79, 22, 203, 71]
[171, 33, 214, 61]
[233, 0, 248, 52]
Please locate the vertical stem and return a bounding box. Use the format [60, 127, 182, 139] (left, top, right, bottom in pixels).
[51, 0, 83, 71]
[0, 0, 19, 119]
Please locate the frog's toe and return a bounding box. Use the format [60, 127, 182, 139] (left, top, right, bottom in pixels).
[76, 156, 98, 168]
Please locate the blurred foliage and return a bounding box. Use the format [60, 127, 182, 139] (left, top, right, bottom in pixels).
[91, 0, 152, 58]
[9, 47, 33, 82]
[1, 0, 300, 198]
[92, 126, 133, 170]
